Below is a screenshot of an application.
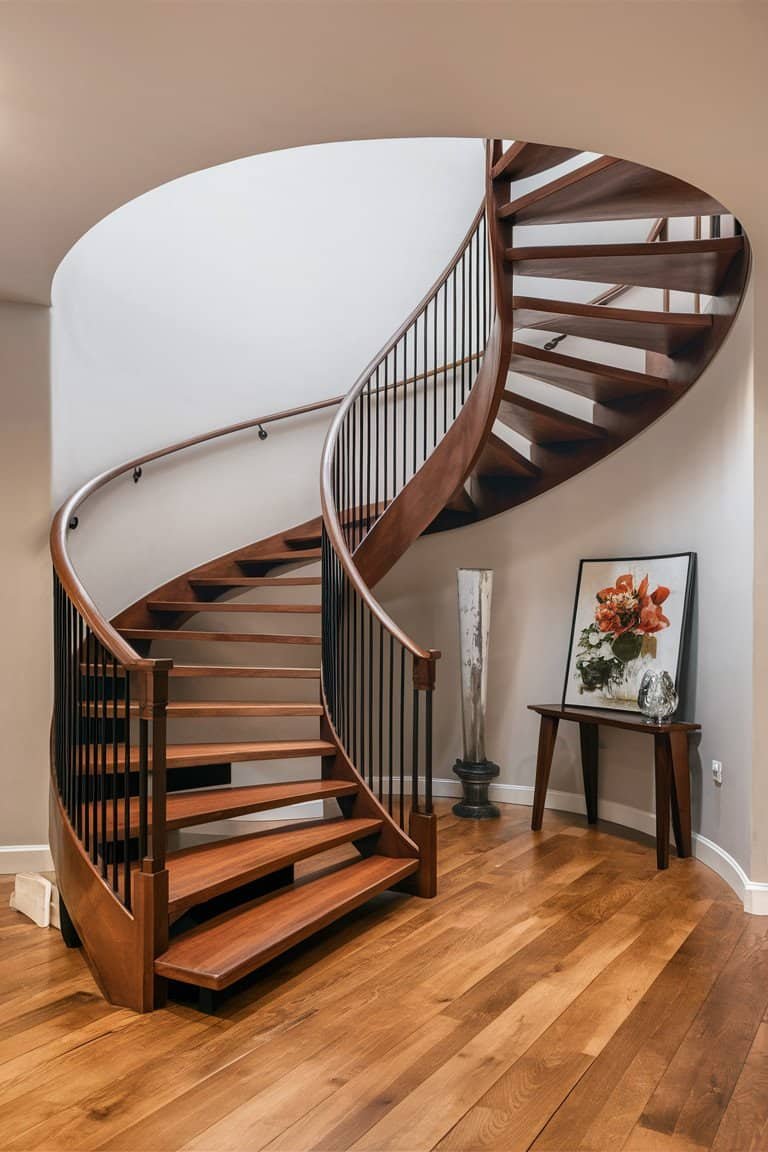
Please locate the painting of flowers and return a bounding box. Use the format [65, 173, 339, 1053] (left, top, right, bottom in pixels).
[563, 554, 695, 713]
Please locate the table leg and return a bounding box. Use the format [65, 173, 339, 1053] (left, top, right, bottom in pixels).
[653, 733, 672, 869]
[579, 722, 599, 824]
[669, 730, 692, 858]
[531, 716, 559, 831]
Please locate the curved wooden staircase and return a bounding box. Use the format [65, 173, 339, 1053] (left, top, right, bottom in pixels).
[49, 139, 749, 1011]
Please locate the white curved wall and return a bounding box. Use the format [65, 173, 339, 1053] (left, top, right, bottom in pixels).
[52, 138, 483, 617]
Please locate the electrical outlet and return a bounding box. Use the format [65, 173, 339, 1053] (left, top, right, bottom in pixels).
[712, 760, 723, 785]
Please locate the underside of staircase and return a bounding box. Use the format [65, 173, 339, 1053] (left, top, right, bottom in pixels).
[49, 138, 749, 1012]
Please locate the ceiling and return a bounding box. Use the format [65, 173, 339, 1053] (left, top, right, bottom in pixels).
[1, 0, 766, 305]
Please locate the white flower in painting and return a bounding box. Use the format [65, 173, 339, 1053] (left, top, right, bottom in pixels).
[588, 631, 601, 646]
[599, 642, 613, 658]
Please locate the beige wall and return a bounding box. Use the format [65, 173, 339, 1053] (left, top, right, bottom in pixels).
[0, 304, 51, 854]
[379, 287, 755, 874]
[0, 0, 766, 888]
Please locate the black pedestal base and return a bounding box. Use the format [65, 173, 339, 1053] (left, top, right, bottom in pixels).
[452, 758, 500, 819]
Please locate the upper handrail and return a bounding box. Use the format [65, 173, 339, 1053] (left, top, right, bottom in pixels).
[319, 201, 487, 664]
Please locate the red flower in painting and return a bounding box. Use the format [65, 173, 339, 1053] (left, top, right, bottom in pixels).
[594, 573, 670, 637]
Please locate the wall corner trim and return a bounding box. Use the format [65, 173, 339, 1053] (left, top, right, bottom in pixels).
[0, 844, 54, 875]
[429, 777, 767, 915]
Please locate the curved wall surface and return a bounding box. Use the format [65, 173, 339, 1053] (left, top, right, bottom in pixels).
[52, 138, 483, 618]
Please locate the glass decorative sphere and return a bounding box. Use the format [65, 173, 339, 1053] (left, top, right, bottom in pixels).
[637, 669, 678, 724]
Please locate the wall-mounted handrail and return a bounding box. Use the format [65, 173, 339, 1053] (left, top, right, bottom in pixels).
[51, 350, 486, 668]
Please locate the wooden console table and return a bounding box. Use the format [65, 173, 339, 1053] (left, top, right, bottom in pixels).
[528, 705, 700, 869]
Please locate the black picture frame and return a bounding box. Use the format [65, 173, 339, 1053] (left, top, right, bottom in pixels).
[562, 552, 696, 714]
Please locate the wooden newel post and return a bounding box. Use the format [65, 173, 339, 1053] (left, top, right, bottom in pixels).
[134, 658, 172, 1011]
[409, 649, 439, 898]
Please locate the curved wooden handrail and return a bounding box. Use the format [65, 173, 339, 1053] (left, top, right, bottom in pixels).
[320, 200, 487, 663]
[344, 140, 512, 592]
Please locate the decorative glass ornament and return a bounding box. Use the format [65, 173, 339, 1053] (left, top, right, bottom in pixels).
[637, 669, 678, 724]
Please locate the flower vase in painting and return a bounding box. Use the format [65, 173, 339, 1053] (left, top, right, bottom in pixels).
[563, 556, 694, 714]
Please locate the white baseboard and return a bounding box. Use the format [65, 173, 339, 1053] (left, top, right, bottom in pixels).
[431, 776, 768, 916]
[0, 844, 54, 875]
[7, 787, 767, 915]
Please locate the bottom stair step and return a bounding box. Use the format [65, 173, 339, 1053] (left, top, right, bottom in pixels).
[155, 855, 419, 989]
[167, 817, 383, 920]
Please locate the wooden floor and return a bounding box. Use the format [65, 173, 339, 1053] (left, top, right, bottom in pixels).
[2, 800, 768, 1151]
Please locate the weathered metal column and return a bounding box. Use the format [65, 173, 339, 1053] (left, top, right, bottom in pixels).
[452, 568, 500, 818]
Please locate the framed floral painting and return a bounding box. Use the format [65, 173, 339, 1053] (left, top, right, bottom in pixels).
[562, 553, 695, 713]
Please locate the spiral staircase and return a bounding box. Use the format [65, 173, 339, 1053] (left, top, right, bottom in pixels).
[49, 139, 749, 1011]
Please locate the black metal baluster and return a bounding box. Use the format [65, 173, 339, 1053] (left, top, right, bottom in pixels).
[425, 688, 433, 814]
[123, 670, 131, 910]
[475, 225, 480, 386]
[399, 647, 405, 828]
[383, 354, 389, 510]
[374, 365, 380, 525]
[442, 281, 448, 434]
[138, 700, 148, 867]
[367, 609, 374, 792]
[377, 618, 383, 803]
[462, 250, 468, 402]
[432, 291, 438, 447]
[351, 586, 358, 764]
[412, 317, 418, 477]
[423, 303, 428, 465]
[100, 641, 108, 877]
[112, 655, 119, 894]
[83, 630, 91, 854]
[388, 633, 394, 816]
[402, 330, 408, 489]
[358, 394, 365, 545]
[469, 231, 475, 390]
[75, 615, 83, 839]
[412, 687, 420, 816]
[452, 266, 458, 418]
[67, 599, 75, 821]
[366, 380, 372, 537]
[482, 212, 488, 343]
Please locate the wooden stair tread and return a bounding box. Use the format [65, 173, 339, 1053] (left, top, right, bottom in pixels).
[498, 392, 607, 445]
[491, 141, 582, 182]
[119, 629, 321, 645]
[443, 485, 477, 515]
[499, 156, 725, 224]
[169, 665, 321, 679]
[98, 779, 357, 836]
[189, 577, 322, 588]
[79, 664, 321, 679]
[239, 548, 322, 565]
[154, 855, 418, 989]
[505, 237, 743, 295]
[475, 433, 540, 480]
[512, 296, 712, 355]
[508, 342, 669, 402]
[166, 817, 382, 919]
[83, 700, 323, 718]
[284, 532, 322, 549]
[147, 601, 320, 614]
[85, 740, 336, 773]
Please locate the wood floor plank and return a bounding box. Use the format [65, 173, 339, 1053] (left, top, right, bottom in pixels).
[531, 900, 747, 1152]
[436, 897, 711, 1152]
[711, 1015, 768, 1151]
[626, 915, 768, 1150]
[0, 807, 760, 1152]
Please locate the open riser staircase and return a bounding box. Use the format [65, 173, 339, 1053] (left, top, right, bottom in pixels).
[50, 139, 749, 1011]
